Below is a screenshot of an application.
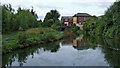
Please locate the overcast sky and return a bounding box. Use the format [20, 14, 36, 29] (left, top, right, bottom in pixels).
[0, 0, 116, 20]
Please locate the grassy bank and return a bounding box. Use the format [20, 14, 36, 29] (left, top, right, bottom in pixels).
[2, 23, 82, 54]
[2, 27, 63, 54]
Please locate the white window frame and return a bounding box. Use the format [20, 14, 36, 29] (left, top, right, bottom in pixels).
[64, 22, 69, 26]
[79, 22, 82, 25]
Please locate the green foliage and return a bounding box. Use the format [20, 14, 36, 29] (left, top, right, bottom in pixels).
[83, 1, 120, 38]
[43, 10, 60, 27]
[38, 19, 44, 27]
[51, 20, 61, 31]
[63, 24, 80, 38]
[18, 27, 23, 31]
[2, 4, 16, 33]
[15, 7, 38, 30]
[2, 4, 38, 33]
[44, 34, 56, 42]
[2, 4, 61, 33]
[18, 32, 27, 44]
[83, 16, 98, 34]
[71, 23, 80, 32]
[2, 27, 63, 54]
[44, 19, 54, 27]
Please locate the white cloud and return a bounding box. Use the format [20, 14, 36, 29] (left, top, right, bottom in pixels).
[0, 0, 116, 20]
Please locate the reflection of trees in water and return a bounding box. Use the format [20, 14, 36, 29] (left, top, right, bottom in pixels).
[62, 29, 79, 45]
[41, 41, 60, 52]
[73, 34, 88, 50]
[83, 35, 120, 67]
[2, 42, 60, 67]
[73, 35, 98, 50]
[101, 38, 120, 68]
[2, 35, 120, 67]
[2, 46, 41, 67]
[62, 37, 73, 45]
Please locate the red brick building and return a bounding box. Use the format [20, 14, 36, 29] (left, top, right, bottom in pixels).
[61, 13, 91, 29]
[61, 16, 73, 26]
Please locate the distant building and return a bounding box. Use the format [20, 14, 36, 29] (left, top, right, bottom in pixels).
[61, 16, 73, 26]
[61, 13, 91, 30]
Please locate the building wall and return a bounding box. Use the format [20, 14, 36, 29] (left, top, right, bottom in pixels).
[77, 16, 88, 24]
[61, 16, 90, 30]
[76, 16, 89, 30]
[63, 18, 73, 26]
[73, 17, 77, 24]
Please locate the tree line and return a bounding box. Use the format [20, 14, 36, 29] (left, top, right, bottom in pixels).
[38, 10, 61, 31]
[2, 4, 61, 33]
[2, 4, 38, 33]
[83, 1, 120, 38]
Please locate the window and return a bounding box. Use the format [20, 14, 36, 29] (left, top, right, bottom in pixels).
[79, 17, 81, 20]
[79, 22, 82, 25]
[64, 22, 68, 26]
[65, 19, 68, 21]
[69, 19, 72, 21]
[83, 17, 86, 20]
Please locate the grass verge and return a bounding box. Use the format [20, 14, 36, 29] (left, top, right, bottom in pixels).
[2, 27, 63, 54]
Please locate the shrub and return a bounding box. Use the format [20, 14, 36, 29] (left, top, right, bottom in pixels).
[25, 28, 44, 34]
[51, 20, 61, 31]
[44, 34, 56, 42]
[18, 32, 27, 44]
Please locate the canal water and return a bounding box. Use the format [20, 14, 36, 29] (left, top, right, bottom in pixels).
[2, 35, 120, 67]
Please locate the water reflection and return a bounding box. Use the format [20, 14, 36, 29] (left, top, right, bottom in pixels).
[73, 34, 88, 50]
[2, 35, 120, 67]
[101, 38, 120, 68]
[2, 41, 60, 67]
[83, 36, 120, 68]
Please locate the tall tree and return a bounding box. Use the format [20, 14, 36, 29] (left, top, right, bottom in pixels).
[2, 4, 39, 33]
[43, 10, 60, 27]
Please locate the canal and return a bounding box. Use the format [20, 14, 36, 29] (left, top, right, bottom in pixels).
[2, 35, 120, 67]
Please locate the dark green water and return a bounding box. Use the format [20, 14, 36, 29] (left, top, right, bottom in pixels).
[2, 35, 120, 67]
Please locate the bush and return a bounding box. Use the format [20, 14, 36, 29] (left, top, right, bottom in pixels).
[25, 28, 44, 34]
[18, 32, 27, 44]
[83, 1, 120, 38]
[44, 34, 56, 42]
[51, 20, 61, 31]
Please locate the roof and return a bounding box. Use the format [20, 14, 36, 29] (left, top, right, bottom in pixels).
[61, 16, 73, 19]
[61, 16, 73, 23]
[73, 13, 91, 17]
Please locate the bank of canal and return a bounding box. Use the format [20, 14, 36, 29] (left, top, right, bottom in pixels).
[2, 35, 120, 67]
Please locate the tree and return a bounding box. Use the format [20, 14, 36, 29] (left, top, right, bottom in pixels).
[43, 10, 60, 27]
[2, 4, 39, 33]
[83, 1, 120, 38]
[2, 4, 14, 33]
[51, 20, 61, 30]
[45, 19, 54, 27]
[15, 9, 38, 30]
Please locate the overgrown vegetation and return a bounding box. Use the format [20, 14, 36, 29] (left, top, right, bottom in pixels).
[2, 28, 63, 54]
[2, 4, 38, 33]
[84, 1, 120, 38]
[2, 4, 64, 54]
[63, 24, 83, 38]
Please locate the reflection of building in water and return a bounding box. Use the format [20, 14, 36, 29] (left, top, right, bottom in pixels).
[61, 37, 73, 45]
[73, 35, 88, 50]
